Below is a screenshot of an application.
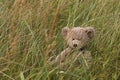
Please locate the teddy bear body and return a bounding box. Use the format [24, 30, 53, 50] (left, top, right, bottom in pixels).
[51, 27, 94, 69]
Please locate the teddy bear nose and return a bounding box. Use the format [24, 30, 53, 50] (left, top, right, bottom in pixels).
[73, 44, 77, 47]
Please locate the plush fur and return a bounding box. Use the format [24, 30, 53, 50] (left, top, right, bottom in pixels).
[62, 27, 94, 49]
[50, 27, 95, 69]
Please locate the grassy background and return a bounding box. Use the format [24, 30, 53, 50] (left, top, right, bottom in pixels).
[0, 0, 120, 80]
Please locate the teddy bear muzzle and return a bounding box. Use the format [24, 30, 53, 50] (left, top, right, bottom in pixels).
[72, 39, 80, 48]
[73, 44, 77, 47]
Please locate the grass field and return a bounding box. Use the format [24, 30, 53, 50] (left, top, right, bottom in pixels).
[0, 0, 120, 80]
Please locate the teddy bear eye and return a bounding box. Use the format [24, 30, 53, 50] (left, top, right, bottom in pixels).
[72, 38, 75, 40]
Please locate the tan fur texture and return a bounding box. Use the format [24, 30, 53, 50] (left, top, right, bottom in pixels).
[50, 47, 72, 65]
[63, 27, 94, 49]
[51, 27, 94, 68]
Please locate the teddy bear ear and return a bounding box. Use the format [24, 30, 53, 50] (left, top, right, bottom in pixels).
[62, 27, 70, 38]
[85, 27, 95, 39]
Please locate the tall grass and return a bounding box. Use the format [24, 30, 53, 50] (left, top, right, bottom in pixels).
[0, 0, 120, 80]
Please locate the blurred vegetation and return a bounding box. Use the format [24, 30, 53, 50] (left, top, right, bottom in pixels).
[0, 0, 120, 80]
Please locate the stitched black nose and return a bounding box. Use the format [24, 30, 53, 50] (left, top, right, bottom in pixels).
[74, 44, 77, 47]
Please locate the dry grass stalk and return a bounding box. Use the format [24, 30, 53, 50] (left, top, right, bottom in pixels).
[13, 0, 26, 7]
[49, 6, 60, 38]
[6, 2, 20, 58]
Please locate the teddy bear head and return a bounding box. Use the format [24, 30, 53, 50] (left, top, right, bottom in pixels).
[62, 27, 95, 49]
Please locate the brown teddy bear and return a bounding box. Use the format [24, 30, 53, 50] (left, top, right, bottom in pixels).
[50, 27, 95, 69]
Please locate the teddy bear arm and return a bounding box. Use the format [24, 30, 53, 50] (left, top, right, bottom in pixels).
[54, 47, 72, 64]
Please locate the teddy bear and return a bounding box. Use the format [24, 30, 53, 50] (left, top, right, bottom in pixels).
[50, 26, 95, 69]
